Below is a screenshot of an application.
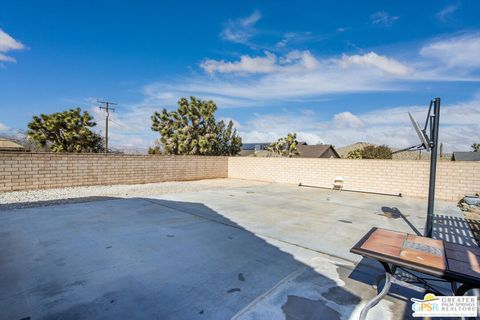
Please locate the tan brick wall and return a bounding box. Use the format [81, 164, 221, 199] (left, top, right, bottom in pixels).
[228, 157, 480, 201]
[0, 153, 228, 192]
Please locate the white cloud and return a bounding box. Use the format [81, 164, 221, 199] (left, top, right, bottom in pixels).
[98, 31, 480, 152]
[0, 122, 9, 131]
[339, 52, 413, 76]
[420, 33, 480, 69]
[0, 29, 25, 63]
[436, 5, 457, 21]
[181, 51, 404, 103]
[144, 32, 480, 110]
[370, 11, 399, 27]
[221, 11, 261, 44]
[275, 32, 296, 48]
[281, 50, 320, 70]
[201, 50, 321, 75]
[333, 112, 364, 128]
[233, 97, 480, 152]
[0, 122, 25, 140]
[83, 89, 480, 153]
[274, 32, 317, 49]
[201, 51, 278, 74]
[238, 114, 325, 144]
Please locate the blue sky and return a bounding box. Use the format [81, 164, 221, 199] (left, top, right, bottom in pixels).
[1, 0, 480, 152]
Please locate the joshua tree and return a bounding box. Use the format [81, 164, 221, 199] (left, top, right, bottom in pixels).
[212, 119, 242, 156]
[472, 143, 480, 152]
[27, 108, 104, 153]
[267, 133, 300, 157]
[151, 96, 242, 155]
[346, 149, 362, 159]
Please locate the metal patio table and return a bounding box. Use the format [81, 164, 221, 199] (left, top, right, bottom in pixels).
[351, 227, 480, 319]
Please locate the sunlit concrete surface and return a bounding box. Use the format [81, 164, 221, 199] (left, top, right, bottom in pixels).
[0, 179, 468, 319]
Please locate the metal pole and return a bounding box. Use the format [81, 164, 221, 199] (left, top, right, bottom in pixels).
[425, 98, 440, 238]
[105, 102, 109, 154]
[98, 100, 116, 154]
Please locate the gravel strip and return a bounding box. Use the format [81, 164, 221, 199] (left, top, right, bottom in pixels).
[0, 179, 261, 210]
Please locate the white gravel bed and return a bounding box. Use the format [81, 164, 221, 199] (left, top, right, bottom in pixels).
[0, 179, 261, 210]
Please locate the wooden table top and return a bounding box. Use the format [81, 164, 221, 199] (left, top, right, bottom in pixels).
[351, 227, 480, 285]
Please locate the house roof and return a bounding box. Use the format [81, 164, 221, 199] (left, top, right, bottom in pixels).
[242, 143, 271, 151]
[296, 144, 340, 158]
[452, 152, 480, 161]
[242, 141, 308, 151]
[0, 138, 25, 151]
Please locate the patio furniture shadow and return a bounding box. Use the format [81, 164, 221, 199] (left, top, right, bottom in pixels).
[433, 214, 480, 247]
[1, 196, 361, 320]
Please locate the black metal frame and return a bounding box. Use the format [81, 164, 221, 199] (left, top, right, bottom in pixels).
[351, 227, 480, 320]
[391, 98, 441, 238]
[425, 98, 441, 238]
[358, 260, 477, 320]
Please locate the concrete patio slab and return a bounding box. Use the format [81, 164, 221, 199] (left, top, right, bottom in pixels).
[0, 179, 468, 319]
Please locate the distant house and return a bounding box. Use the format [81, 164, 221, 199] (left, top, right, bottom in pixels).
[239, 143, 271, 156]
[239, 142, 339, 158]
[452, 152, 480, 161]
[296, 144, 340, 158]
[0, 138, 25, 152]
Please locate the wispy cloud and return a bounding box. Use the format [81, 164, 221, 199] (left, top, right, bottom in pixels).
[370, 11, 399, 27]
[436, 5, 457, 21]
[0, 29, 25, 64]
[420, 33, 480, 70]
[84, 32, 480, 151]
[200, 50, 319, 75]
[275, 32, 297, 49]
[339, 52, 413, 76]
[333, 112, 364, 128]
[145, 33, 480, 108]
[0, 122, 9, 132]
[274, 32, 318, 49]
[201, 51, 278, 74]
[234, 97, 480, 152]
[221, 11, 261, 44]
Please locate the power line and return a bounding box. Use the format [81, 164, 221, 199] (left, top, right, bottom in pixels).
[109, 118, 129, 130]
[97, 100, 117, 153]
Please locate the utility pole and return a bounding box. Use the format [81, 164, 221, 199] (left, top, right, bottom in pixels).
[98, 100, 117, 153]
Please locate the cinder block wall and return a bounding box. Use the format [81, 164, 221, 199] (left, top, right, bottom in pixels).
[228, 157, 480, 201]
[0, 153, 228, 192]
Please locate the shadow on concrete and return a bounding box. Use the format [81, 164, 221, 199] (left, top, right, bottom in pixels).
[433, 214, 480, 247]
[0, 196, 120, 210]
[380, 207, 422, 236]
[1, 196, 362, 320]
[467, 218, 480, 247]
